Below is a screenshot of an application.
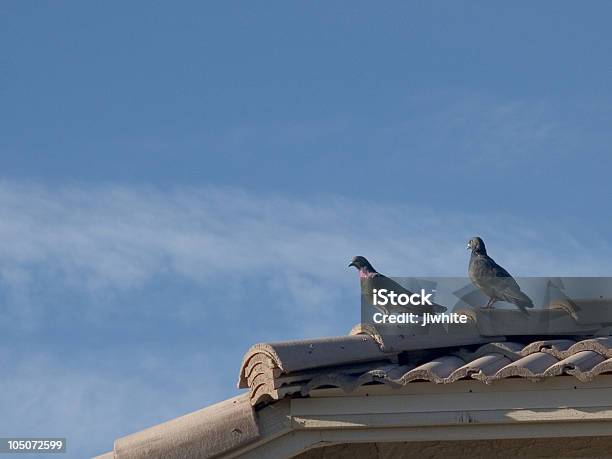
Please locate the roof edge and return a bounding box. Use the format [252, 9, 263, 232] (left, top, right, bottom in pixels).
[113, 394, 258, 459]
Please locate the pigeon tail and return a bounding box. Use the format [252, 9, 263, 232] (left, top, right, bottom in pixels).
[510, 291, 534, 315]
[516, 291, 534, 307]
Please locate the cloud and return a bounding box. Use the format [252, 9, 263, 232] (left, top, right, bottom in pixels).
[211, 93, 583, 175]
[368, 94, 581, 172]
[0, 348, 233, 459]
[0, 181, 611, 458]
[0, 181, 609, 320]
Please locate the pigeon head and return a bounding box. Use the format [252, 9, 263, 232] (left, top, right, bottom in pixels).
[348, 256, 377, 273]
[467, 237, 486, 254]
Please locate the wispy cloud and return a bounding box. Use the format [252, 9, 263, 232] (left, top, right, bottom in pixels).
[0, 181, 610, 458]
[0, 348, 232, 459]
[209, 93, 584, 175]
[0, 181, 610, 324]
[366, 94, 581, 172]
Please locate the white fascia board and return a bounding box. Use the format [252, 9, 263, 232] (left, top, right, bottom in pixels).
[228, 375, 612, 459]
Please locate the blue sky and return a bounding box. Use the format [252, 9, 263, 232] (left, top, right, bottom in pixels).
[2, 2, 612, 457]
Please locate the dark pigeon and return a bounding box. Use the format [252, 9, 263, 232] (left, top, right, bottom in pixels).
[349, 255, 447, 315]
[467, 237, 534, 314]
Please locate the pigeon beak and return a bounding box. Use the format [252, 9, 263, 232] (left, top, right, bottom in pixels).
[348, 261, 356, 268]
[466, 244, 471, 250]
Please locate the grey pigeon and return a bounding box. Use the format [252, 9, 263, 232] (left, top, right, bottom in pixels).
[349, 255, 447, 315]
[467, 237, 534, 314]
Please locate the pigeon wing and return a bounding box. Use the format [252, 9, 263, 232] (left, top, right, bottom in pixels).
[482, 258, 534, 312]
[470, 254, 533, 312]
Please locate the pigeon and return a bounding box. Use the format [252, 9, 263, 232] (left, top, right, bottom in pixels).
[349, 255, 447, 315]
[467, 237, 534, 314]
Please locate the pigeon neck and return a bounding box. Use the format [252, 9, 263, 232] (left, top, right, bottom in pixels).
[359, 268, 377, 279]
[472, 247, 487, 256]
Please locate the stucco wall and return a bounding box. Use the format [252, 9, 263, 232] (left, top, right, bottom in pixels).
[294, 436, 612, 458]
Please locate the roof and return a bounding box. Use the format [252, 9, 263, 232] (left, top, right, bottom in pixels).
[97, 329, 612, 458]
[238, 327, 612, 406]
[96, 395, 259, 459]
